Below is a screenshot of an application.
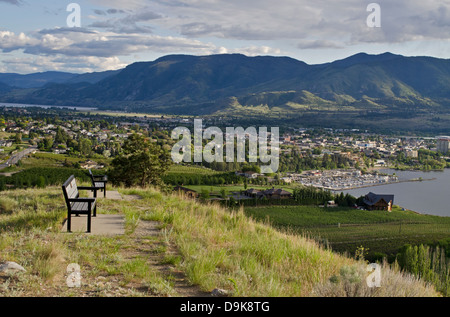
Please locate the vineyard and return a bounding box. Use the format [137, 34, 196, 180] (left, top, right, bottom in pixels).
[167, 164, 221, 175]
[163, 169, 243, 186]
[244, 205, 450, 261]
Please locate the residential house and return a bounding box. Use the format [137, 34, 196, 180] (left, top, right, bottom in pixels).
[363, 192, 394, 211]
[263, 188, 292, 200]
[244, 188, 292, 200]
[0, 140, 13, 147]
[244, 188, 262, 199]
[235, 171, 259, 179]
[80, 160, 104, 170]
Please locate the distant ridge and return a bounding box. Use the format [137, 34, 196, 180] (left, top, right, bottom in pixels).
[1, 52, 450, 115]
[0, 71, 77, 89]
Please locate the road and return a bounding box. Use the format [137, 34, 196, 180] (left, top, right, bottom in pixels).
[0, 145, 38, 170]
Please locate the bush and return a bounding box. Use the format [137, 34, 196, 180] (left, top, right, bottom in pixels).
[313, 262, 438, 297]
[367, 252, 388, 263]
[0, 197, 18, 214]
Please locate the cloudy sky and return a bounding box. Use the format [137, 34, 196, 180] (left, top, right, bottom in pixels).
[1, 0, 450, 73]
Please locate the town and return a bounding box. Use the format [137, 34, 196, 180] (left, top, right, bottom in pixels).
[0, 105, 449, 192]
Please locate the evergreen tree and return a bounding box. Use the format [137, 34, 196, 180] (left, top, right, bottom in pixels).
[109, 133, 172, 188]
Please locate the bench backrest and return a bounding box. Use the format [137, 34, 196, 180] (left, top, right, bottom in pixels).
[62, 175, 79, 210]
[88, 169, 95, 182]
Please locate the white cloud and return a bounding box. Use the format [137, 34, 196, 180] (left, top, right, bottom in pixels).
[0, 27, 284, 66]
[2, 55, 127, 74]
[297, 40, 344, 50]
[0, 31, 39, 52]
[140, 0, 450, 44]
[3, 0, 450, 72]
[88, 7, 163, 34]
[0, 28, 218, 58]
[224, 45, 284, 56]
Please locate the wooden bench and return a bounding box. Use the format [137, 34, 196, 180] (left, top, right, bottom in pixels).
[62, 175, 98, 233]
[89, 169, 108, 198]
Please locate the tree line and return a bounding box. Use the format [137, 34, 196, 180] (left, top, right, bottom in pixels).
[396, 244, 449, 296]
[292, 186, 358, 206]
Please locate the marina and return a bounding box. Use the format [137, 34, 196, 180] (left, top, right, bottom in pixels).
[286, 169, 399, 191]
[341, 169, 450, 217]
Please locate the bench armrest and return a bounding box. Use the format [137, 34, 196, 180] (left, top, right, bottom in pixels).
[78, 186, 98, 191]
[68, 198, 96, 203]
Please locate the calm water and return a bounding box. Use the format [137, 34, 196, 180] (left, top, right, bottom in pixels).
[0, 102, 97, 111]
[339, 169, 450, 217]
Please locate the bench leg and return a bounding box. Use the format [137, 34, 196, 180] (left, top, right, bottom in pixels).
[104, 185, 106, 198]
[93, 189, 97, 217]
[87, 212, 91, 233]
[67, 212, 71, 232]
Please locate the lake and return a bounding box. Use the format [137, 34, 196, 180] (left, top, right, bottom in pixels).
[0, 102, 97, 111]
[339, 169, 450, 217]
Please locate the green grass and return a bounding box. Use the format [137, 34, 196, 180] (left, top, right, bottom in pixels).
[244, 205, 450, 260]
[0, 186, 177, 296]
[25, 152, 110, 167]
[0, 186, 441, 297]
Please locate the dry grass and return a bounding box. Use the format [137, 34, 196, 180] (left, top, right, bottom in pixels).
[0, 186, 442, 297]
[312, 260, 438, 297]
[123, 188, 441, 297]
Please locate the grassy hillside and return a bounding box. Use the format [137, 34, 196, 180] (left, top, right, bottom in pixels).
[245, 205, 450, 261]
[0, 185, 440, 297]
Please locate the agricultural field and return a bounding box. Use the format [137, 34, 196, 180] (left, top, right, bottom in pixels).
[244, 205, 450, 261]
[167, 165, 221, 176]
[1, 152, 110, 171]
[183, 184, 295, 196]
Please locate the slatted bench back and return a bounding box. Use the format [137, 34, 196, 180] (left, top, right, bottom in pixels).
[62, 175, 79, 210]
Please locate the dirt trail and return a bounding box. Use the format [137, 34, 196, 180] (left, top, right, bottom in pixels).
[128, 219, 211, 297]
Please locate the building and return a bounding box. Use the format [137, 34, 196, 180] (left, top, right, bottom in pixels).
[263, 188, 293, 200]
[436, 136, 450, 154]
[404, 149, 418, 158]
[363, 192, 394, 211]
[0, 140, 13, 148]
[80, 160, 104, 169]
[235, 171, 259, 179]
[244, 188, 292, 200]
[244, 188, 262, 199]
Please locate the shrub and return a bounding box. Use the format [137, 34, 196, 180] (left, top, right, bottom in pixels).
[0, 197, 18, 214]
[313, 261, 438, 297]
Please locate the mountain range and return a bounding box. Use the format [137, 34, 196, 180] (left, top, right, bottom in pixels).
[1, 52, 450, 116]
